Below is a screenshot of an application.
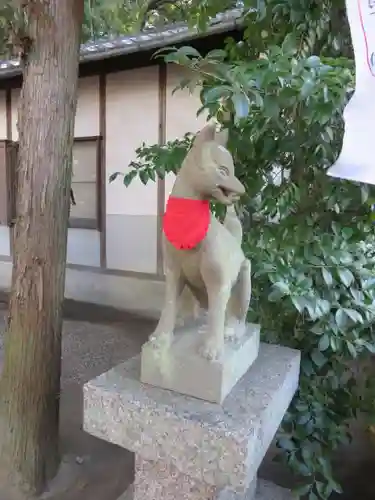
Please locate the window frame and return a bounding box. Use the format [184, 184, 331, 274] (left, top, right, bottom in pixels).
[69, 136, 103, 231]
[7, 136, 103, 231]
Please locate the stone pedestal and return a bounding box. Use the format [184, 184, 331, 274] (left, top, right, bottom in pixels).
[120, 479, 292, 500]
[132, 456, 257, 500]
[141, 322, 260, 403]
[84, 343, 300, 500]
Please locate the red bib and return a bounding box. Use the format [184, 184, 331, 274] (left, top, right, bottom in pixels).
[163, 196, 210, 250]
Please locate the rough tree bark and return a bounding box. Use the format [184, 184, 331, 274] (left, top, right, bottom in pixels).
[0, 0, 84, 496]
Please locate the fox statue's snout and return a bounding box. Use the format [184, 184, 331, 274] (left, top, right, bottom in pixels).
[175, 125, 245, 206]
[214, 171, 245, 205]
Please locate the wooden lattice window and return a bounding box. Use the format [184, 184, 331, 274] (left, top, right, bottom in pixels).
[70, 137, 102, 230]
[0, 140, 17, 227]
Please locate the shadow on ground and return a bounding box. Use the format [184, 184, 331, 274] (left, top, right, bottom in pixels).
[0, 300, 374, 499]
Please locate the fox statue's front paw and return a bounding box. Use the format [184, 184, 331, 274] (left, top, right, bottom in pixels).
[149, 330, 172, 350]
[224, 318, 246, 341]
[198, 335, 223, 362]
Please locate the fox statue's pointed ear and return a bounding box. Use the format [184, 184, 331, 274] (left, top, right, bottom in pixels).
[200, 142, 214, 169]
[214, 128, 229, 147]
[192, 124, 216, 149]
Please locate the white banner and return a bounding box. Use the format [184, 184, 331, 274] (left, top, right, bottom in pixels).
[327, 0, 375, 185]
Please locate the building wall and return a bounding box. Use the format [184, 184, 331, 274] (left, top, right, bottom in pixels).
[105, 66, 159, 274]
[0, 63, 206, 311]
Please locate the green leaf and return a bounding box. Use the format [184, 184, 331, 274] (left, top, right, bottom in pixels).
[274, 281, 290, 294]
[263, 95, 280, 118]
[361, 184, 370, 203]
[301, 78, 315, 98]
[206, 49, 227, 60]
[338, 268, 354, 287]
[232, 92, 250, 120]
[318, 334, 330, 352]
[326, 476, 343, 494]
[203, 86, 231, 104]
[325, 126, 334, 141]
[293, 484, 312, 497]
[306, 55, 321, 68]
[255, 0, 267, 21]
[335, 308, 348, 329]
[343, 308, 363, 324]
[139, 170, 149, 185]
[277, 436, 296, 451]
[175, 46, 202, 58]
[268, 283, 289, 301]
[316, 481, 326, 497]
[109, 171, 122, 183]
[362, 341, 375, 354]
[321, 268, 333, 286]
[282, 33, 297, 55]
[123, 170, 137, 187]
[311, 349, 327, 368]
[346, 341, 357, 358]
[291, 296, 306, 313]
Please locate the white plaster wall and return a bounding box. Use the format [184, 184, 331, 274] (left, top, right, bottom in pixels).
[0, 228, 100, 265]
[11, 77, 100, 140]
[105, 67, 159, 273]
[0, 90, 7, 140]
[165, 66, 207, 203]
[66, 228, 100, 267]
[0, 227, 10, 256]
[11, 88, 20, 140]
[0, 91, 10, 254]
[0, 227, 100, 266]
[75, 76, 100, 137]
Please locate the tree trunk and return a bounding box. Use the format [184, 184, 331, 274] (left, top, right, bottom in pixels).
[0, 0, 84, 495]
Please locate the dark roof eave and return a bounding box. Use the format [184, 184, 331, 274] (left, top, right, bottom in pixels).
[80, 15, 242, 63]
[0, 8, 244, 81]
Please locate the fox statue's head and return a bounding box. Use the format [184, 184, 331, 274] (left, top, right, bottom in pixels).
[172, 123, 245, 206]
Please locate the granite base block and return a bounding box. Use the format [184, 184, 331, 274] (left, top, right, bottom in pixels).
[141, 322, 260, 403]
[133, 456, 257, 500]
[119, 479, 293, 500]
[84, 343, 300, 491]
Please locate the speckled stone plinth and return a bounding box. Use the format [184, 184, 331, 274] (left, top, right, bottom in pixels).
[84, 343, 300, 493]
[141, 322, 260, 403]
[133, 456, 257, 500]
[119, 479, 293, 500]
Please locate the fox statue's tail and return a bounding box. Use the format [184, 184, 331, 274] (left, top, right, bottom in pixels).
[223, 205, 243, 245]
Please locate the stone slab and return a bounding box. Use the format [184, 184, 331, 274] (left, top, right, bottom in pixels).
[118, 480, 293, 500]
[141, 322, 260, 403]
[84, 343, 300, 491]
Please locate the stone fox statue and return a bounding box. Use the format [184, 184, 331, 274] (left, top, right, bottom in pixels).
[151, 123, 251, 361]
